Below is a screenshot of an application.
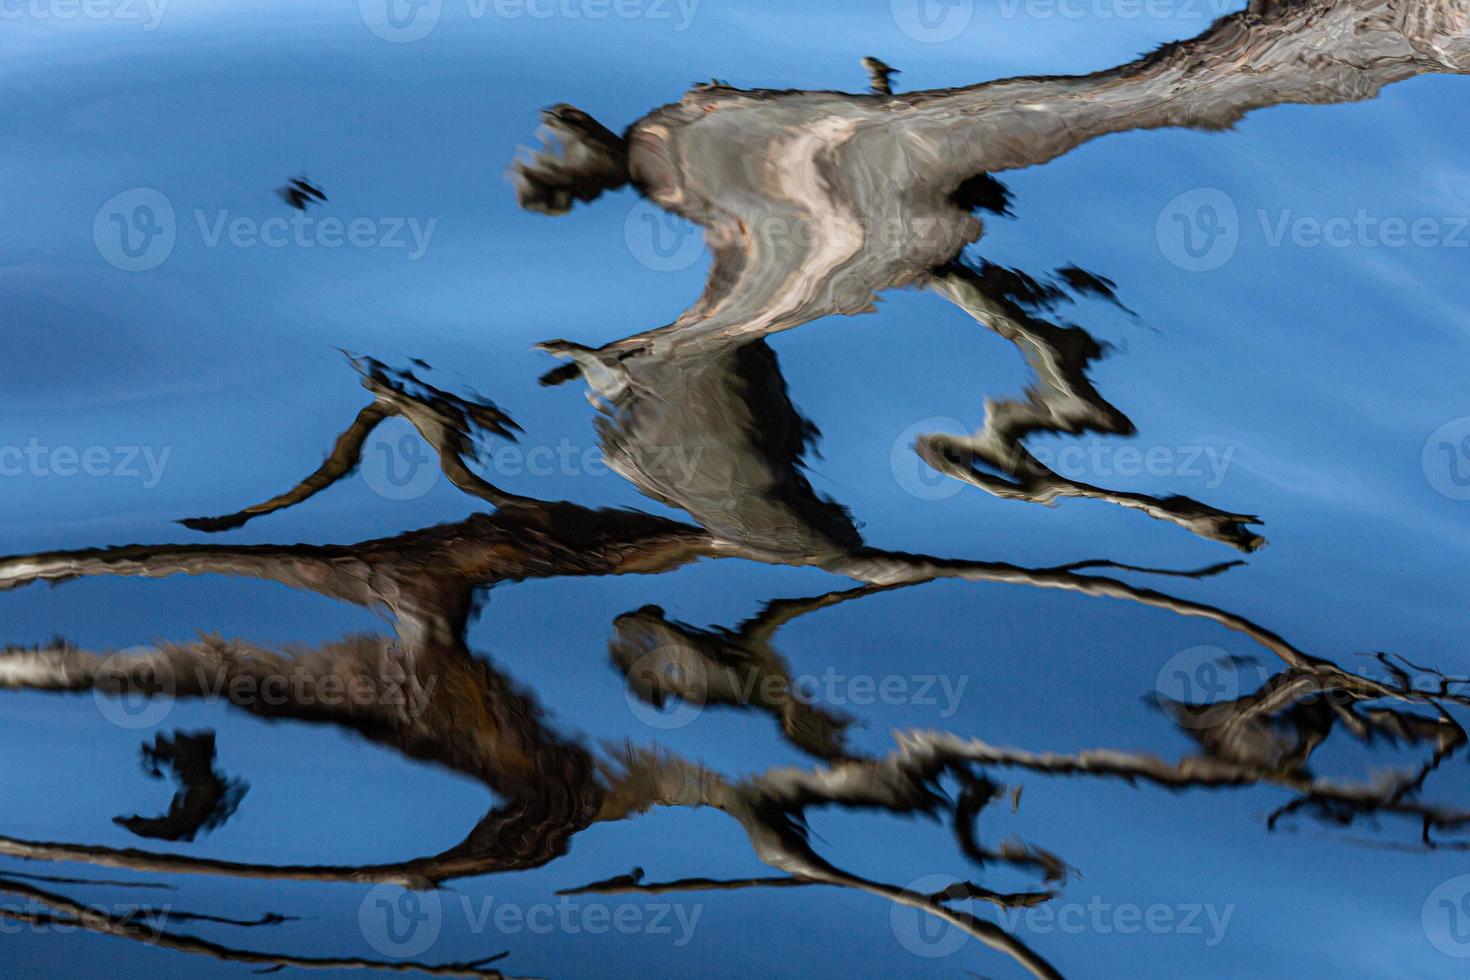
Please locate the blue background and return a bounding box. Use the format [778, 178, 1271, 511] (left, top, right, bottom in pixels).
[2, 1, 1469, 976]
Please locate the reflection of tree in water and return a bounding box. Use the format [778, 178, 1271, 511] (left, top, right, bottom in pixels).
[919, 261, 1265, 550]
[7, 1, 1470, 975]
[520, 0, 1470, 548]
[113, 730, 247, 843]
[611, 584, 908, 761]
[0, 872, 516, 977]
[5, 345, 1468, 975]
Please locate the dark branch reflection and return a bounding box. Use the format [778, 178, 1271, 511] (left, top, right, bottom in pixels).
[113, 731, 247, 843]
[4, 339, 1468, 975]
[6, 2, 1470, 976]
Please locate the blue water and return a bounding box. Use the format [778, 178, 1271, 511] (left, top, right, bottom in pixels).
[3, 3, 1470, 978]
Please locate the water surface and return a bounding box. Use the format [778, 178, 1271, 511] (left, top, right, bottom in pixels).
[4, 2, 1470, 977]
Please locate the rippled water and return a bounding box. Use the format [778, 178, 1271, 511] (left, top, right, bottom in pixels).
[4, 2, 1470, 977]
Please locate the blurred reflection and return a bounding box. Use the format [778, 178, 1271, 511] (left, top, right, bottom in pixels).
[113, 731, 247, 843]
[4, 342, 1468, 976]
[7, 1, 1470, 976]
[519, 0, 1470, 546]
[611, 584, 906, 761]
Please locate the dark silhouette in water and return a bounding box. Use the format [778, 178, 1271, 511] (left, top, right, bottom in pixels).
[513, 0, 1470, 546]
[7, 2, 1470, 975]
[861, 56, 899, 95]
[3, 350, 1469, 976]
[275, 175, 327, 211]
[113, 731, 247, 843]
[611, 584, 912, 761]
